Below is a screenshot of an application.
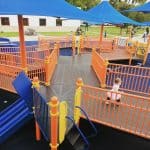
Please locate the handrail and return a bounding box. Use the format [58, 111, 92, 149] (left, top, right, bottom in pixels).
[75, 106, 98, 138]
[66, 116, 89, 149]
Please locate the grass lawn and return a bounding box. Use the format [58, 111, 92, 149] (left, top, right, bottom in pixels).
[81, 26, 145, 37]
[0, 26, 145, 38]
[0, 32, 19, 37]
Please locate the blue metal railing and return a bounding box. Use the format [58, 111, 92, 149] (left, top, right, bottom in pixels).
[66, 116, 89, 150]
[75, 106, 98, 138]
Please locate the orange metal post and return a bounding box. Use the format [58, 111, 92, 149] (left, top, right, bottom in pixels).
[74, 78, 84, 124]
[148, 35, 150, 46]
[100, 25, 104, 44]
[49, 96, 59, 150]
[32, 77, 41, 141]
[45, 56, 50, 86]
[18, 15, 27, 72]
[72, 33, 76, 56]
[129, 27, 132, 40]
[56, 42, 60, 58]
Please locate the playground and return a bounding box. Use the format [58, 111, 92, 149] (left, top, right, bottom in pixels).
[0, 0, 150, 150]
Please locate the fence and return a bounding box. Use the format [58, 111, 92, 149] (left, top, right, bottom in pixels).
[0, 44, 59, 92]
[81, 85, 150, 139]
[80, 37, 115, 53]
[0, 45, 37, 53]
[106, 63, 150, 97]
[91, 51, 150, 96]
[0, 64, 22, 93]
[38, 36, 72, 51]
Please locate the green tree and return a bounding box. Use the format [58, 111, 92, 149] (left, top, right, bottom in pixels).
[66, 0, 101, 10]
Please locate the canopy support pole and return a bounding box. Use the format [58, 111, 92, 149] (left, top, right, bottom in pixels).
[100, 25, 104, 44]
[18, 15, 27, 72]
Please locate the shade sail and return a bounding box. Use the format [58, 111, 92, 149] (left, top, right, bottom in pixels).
[0, 0, 105, 24]
[125, 2, 150, 13]
[143, 22, 150, 26]
[87, 1, 142, 25]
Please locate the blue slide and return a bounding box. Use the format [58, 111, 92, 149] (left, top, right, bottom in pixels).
[0, 72, 33, 143]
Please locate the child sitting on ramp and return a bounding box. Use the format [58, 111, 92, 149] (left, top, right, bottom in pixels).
[106, 78, 122, 105]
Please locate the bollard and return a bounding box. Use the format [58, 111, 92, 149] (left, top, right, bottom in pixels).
[45, 56, 50, 86]
[32, 77, 41, 141]
[48, 96, 59, 150]
[74, 78, 83, 124]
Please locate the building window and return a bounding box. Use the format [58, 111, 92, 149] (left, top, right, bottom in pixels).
[1, 17, 10, 25]
[39, 18, 46, 26]
[23, 18, 29, 26]
[56, 18, 62, 26]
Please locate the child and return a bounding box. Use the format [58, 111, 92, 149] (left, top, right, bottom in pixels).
[142, 31, 147, 42]
[106, 78, 122, 104]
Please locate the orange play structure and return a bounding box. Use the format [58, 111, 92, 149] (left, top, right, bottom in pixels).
[0, 35, 150, 149]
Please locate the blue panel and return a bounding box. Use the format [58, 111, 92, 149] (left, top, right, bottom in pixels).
[144, 53, 150, 67]
[60, 48, 73, 56]
[13, 72, 33, 111]
[33, 88, 49, 141]
[106, 65, 150, 94]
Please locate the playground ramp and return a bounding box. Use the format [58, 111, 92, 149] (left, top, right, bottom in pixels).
[33, 54, 100, 149]
[40, 54, 99, 102]
[0, 72, 33, 144]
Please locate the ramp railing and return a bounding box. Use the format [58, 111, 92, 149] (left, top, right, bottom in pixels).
[81, 85, 150, 139]
[91, 51, 150, 96]
[75, 106, 98, 138]
[91, 50, 108, 88]
[106, 63, 150, 97]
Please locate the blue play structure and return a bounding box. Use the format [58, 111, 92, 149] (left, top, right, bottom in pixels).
[0, 71, 97, 148]
[33, 86, 97, 149]
[59, 48, 73, 56]
[0, 40, 74, 56]
[0, 37, 18, 47]
[0, 72, 33, 143]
